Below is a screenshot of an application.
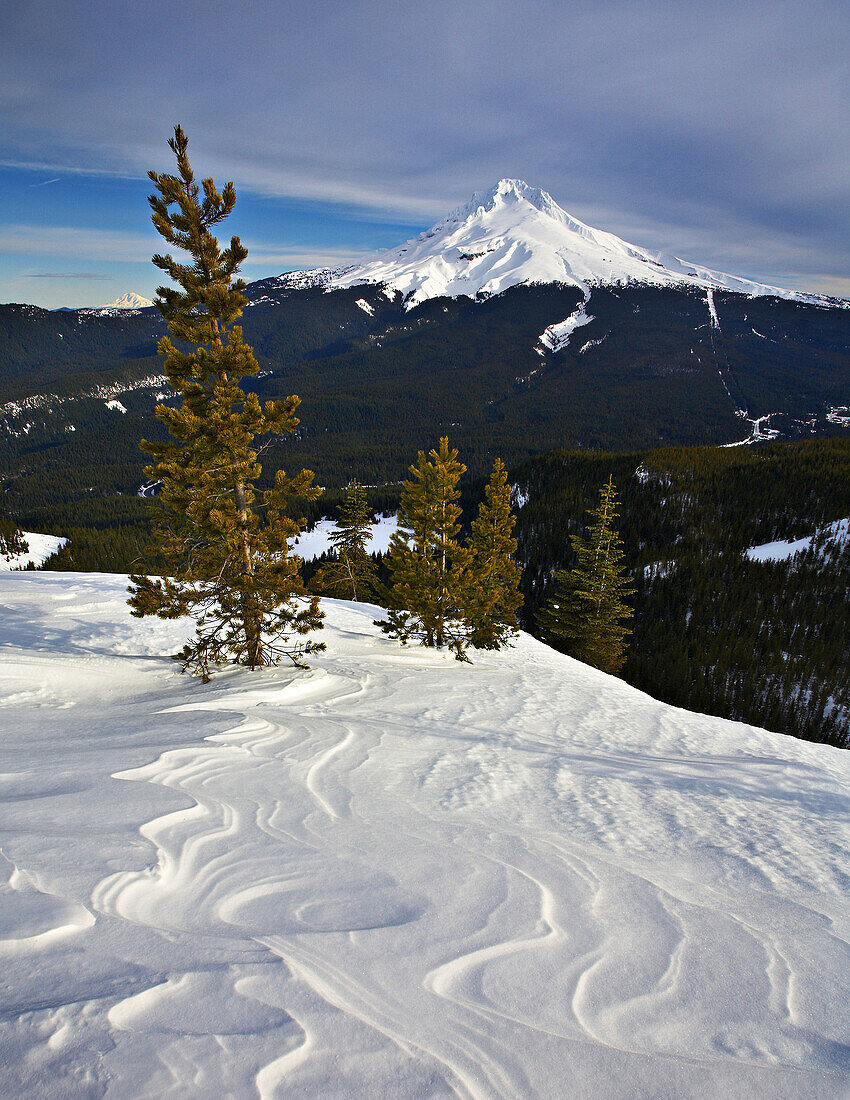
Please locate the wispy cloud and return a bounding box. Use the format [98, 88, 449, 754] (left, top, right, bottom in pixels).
[0, 224, 373, 273]
[28, 271, 107, 279]
[0, 157, 142, 182]
[242, 244, 366, 270]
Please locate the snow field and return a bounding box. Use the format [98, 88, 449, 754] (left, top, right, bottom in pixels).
[0, 571, 848, 1097]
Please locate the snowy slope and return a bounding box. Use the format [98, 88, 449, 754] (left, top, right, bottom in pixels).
[277, 180, 842, 310]
[0, 530, 66, 570]
[2, 571, 849, 1098]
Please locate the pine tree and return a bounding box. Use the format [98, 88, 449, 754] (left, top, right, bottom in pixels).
[377, 437, 475, 660]
[311, 479, 377, 601]
[127, 126, 323, 679]
[537, 475, 634, 675]
[466, 458, 523, 648]
[0, 519, 28, 563]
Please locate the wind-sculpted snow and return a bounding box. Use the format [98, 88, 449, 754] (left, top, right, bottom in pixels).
[1, 572, 849, 1097]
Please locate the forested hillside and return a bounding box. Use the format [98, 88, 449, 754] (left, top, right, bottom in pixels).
[2, 246, 847, 749]
[513, 439, 850, 747]
[2, 281, 849, 504]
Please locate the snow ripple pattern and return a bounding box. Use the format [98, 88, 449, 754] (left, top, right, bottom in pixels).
[1, 572, 849, 1097]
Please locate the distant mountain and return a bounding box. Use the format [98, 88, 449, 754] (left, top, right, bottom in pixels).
[278, 178, 844, 309]
[102, 292, 154, 311]
[48, 295, 153, 314]
[1, 182, 848, 514]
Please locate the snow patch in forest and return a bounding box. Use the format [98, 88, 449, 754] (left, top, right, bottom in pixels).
[723, 414, 783, 447]
[643, 560, 676, 581]
[0, 531, 66, 570]
[538, 296, 594, 353]
[745, 517, 849, 563]
[706, 288, 721, 330]
[290, 514, 397, 560]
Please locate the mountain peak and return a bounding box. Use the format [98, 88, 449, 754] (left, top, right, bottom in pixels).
[103, 292, 153, 310]
[442, 178, 566, 225]
[293, 183, 841, 311]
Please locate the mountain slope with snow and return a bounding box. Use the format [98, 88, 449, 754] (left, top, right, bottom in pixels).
[280, 179, 843, 310]
[2, 571, 848, 1098]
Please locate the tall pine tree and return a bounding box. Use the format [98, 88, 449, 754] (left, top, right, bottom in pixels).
[537, 475, 634, 675]
[377, 437, 475, 659]
[311, 479, 377, 601]
[466, 458, 523, 648]
[128, 126, 323, 679]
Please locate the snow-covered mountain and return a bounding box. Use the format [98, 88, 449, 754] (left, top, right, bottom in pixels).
[277, 179, 841, 310]
[103, 292, 154, 310]
[2, 570, 849, 1097]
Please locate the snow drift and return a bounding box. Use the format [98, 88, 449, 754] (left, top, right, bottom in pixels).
[1, 571, 848, 1097]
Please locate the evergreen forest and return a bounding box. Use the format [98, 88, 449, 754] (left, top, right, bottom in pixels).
[513, 438, 850, 748]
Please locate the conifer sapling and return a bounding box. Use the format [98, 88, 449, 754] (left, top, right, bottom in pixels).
[537, 475, 634, 675]
[311, 479, 377, 602]
[466, 458, 523, 648]
[377, 437, 475, 659]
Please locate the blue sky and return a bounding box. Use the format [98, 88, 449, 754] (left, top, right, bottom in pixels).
[1, 0, 848, 308]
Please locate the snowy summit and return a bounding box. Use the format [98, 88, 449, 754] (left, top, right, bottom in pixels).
[2, 571, 849, 1097]
[103, 292, 154, 310]
[283, 179, 839, 310]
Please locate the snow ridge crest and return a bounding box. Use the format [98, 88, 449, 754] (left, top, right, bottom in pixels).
[442, 178, 566, 226]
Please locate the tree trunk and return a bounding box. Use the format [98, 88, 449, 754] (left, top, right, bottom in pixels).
[234, 480, 262, 669]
